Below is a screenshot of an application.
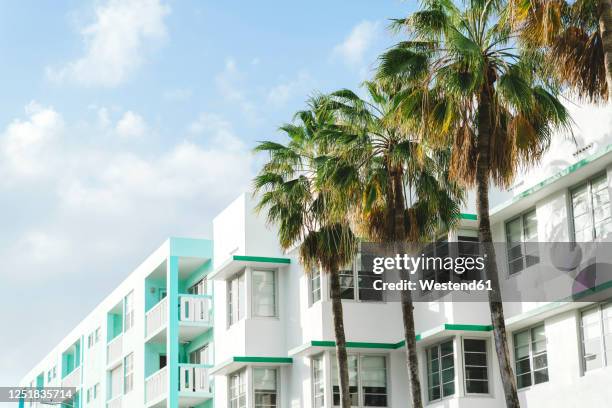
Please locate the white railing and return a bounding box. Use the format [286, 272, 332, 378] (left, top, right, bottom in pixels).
[61, 366, 81, 388]
[179, 365, 210, 393]
[179, 295, 211, 324]
[107, 334, 123, 365]
[145, 366, 168, 403]
[107, 395, 122, 408]
[146, 297, 168, 338]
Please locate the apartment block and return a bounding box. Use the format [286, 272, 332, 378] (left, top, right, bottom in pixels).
[20, 116, 612, 407]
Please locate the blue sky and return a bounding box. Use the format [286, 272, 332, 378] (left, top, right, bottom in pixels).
[0, 0, 418, 391]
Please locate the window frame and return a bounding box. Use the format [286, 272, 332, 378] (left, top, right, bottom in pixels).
[512, 323, 548, 389]
[580, 302, 612, 373]
[311, 354, 325, 408]
[461, 337, 490, 396]
[227, 271, 246, 327]
[331, 253, 384, 303]
[251, 269, 278, 318]
[189, 277, 208, 295]
[309, 269, 322, 306]
[331, 352, 389, 408]
[123, 353, 134, 394]
[504, 208, 539, 277]
[124, 291, 134, 332]
[570, 173, 612, 242]
[253, 367, 279, 408]
[229, 369, 247, 408]
[426, 339, 455, 403]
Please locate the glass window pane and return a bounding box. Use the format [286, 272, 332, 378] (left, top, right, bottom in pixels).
[253, 270, 275, 317]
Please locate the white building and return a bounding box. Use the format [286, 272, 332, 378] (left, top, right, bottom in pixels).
[19, 105, 612, 407]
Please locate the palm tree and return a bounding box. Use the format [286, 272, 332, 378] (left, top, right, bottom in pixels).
[319, 81, 463, 408]
[509, 0, 612, 102]
[253, 101, 358, 408]
[377, 1, 572, 407]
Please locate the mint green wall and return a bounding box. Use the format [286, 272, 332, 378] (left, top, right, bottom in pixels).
[144, 343, 167, 377]
[193, 400, 213, 408]
[107, 313, 123, 341]
[184, 330, 214, 363]
[180, 260, 213, 293]
[145, 277, 166, 312]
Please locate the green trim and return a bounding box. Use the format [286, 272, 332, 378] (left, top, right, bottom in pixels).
[232, 356, 293, 364]
[445, 323, 493, 332]
[460, 213, 478, 221]
[310, 340, 398, 349]
[232, 255, 291, 264]
[492, 143, 612, 215]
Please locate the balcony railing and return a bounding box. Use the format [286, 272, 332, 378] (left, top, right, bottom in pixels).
[107, 395, 122, 408]
[107, 334, 123, 365]
[179, 295, 212, 324]
[179, 364, 211, 393]
[146, 297, 168, 338]
[61, 366, 81, 388]
[145, 366, 167, 403]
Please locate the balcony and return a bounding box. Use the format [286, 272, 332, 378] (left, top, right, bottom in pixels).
[61, 366, 80, 388]
[107, 334, 123, 367]
[145, 364, 212, 408]
[145, 295, 212, 343]
[107, 395, 122, 408]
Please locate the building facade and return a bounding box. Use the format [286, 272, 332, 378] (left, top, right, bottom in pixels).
[19, 107, 612, 407]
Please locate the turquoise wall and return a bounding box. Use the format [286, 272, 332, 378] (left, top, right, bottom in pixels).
[144, 277, 167, 312]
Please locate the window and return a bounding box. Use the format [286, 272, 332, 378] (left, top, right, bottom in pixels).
[580, 302, 612, 371]
[332, 355, 358, 406]
[228, 273, 245, 326]
[52, 366, 56, 379]
[95, 327, 101, 343]
[463, 339, 488, 394]
[229, 369, 246, 408]
[254, 368, 278, 408]
[253, 270, 276, 317]
[334, 254, 383, 302]
[47, 370, 52, 383]
[93, 383, 99, 400]
[332, 354, 387, 407]
[312, 355, 325, 408]
[457, 235, 482, 281]
[572, 174, 612, 241]
[110, 365, 122, 398]
[189, 344, 209, 365]
[309, 269, 322, 305]
[124, 291, 134, 332]
[427, 340, 454, 401]
[86, 388, 91, 403]
[124, 353, 134, 394]
[505, 209, 539, 275]
[189, 278, 208, 295]
[513, 324, 548, 388]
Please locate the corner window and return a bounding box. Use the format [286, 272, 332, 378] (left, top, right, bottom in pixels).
[427, 340, 455, 401]
[332, 354, 388, 407]
[309, 269, 322, 305]
[229, 369, 246, 408]
[189, 277, 208, 295]
[312, 355, 325, 408]
[505, 209, 539, 275]
[463, 339, 488, 394]
[228, 273, 245, 326]
[252, 270, 276, 317]
[571, 174, 612, 241]
[254, 368, 278, 408]
[513, 324, 548, 388]
[124, 291, 134, 332]
[334, 253, 383, 302]
[124, 353, 134, 394]
[580, 302, 612, 371]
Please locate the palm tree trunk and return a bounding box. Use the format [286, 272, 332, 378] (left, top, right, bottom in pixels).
[400, 268, 423, 408]
[477, 84, 521, 408]
[329, 271, 352, 408]
[599, 0, 612, 100]
[391, 170, 423, 408]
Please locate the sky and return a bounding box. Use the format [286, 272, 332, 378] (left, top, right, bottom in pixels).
[0, 0, 416, 391]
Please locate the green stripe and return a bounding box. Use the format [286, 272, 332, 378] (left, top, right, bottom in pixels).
[232, 356, 293, 364]
[444, 324, 493, 332]
[460, 213, 478, 221]
[311, 340, 398, 349]
[232, 255, 291, 264]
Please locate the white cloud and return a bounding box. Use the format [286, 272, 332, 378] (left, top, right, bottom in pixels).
[215, 58, 259, 122]
[163, 88, 193, 102]
[332, 20, 381, 68]
[267, 70, 314, 107]
[116, 111, 148, 138]
[189, 112, 246, 151]
[0, 102, 63, 177]
[47, 0, 170, 87]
